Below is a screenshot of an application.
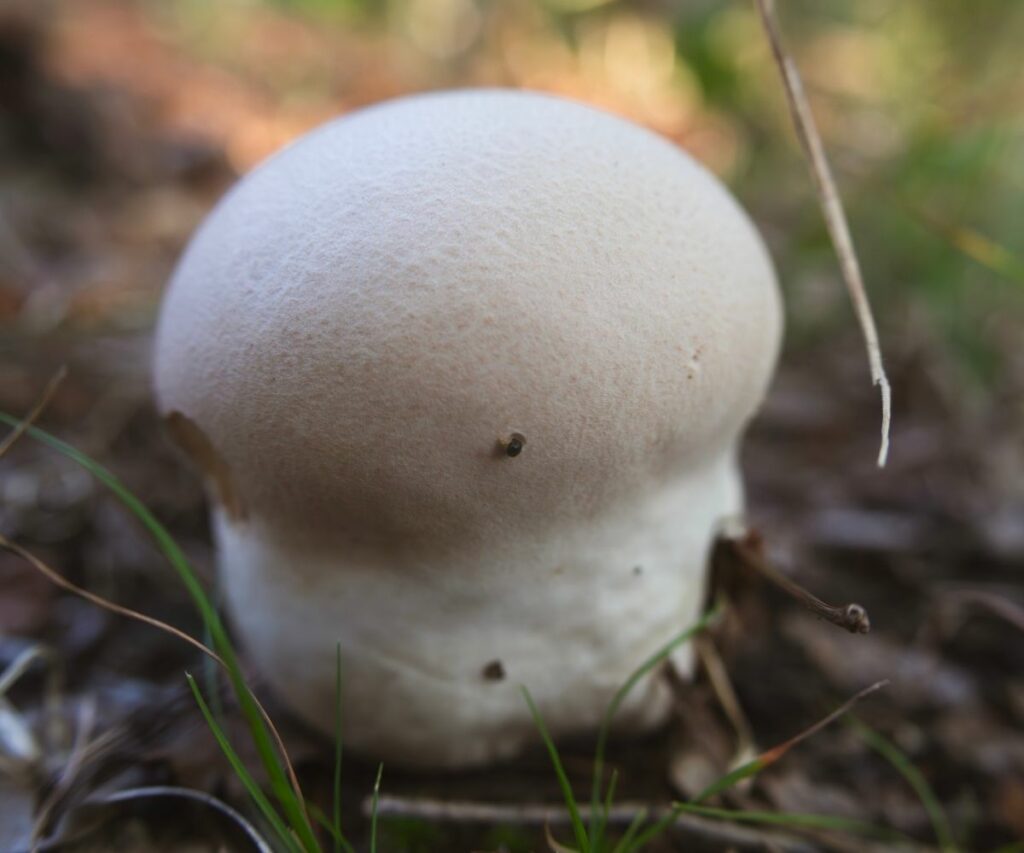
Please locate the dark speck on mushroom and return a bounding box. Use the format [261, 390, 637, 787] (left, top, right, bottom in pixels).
[482, 660, 506, 681]
[498, 431, 526, 458]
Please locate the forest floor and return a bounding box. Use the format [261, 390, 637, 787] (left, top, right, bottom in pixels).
[1, 2, 1022, 851]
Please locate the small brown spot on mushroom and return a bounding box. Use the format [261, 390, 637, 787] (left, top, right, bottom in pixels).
[497, 431, 526, 458]
[482, 660, 505, 681]
[165, 411, 246, 521]
[684, 345, 703, 380]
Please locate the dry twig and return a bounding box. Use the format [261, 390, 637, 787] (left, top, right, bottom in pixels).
[754, 0, 891, 466]
[727, 532, 871, 634]
[696, 634, 757, 759]
[935, 589, 1024, 635]
[0, 365, 66, 459]
[758, 680, 888, 765]
[366, 795, 818, 852]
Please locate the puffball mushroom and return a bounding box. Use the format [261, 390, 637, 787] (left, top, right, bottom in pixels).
[153, 89, 782, 768]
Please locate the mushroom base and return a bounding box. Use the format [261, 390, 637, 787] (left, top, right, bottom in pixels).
[214, 455, 741, 768]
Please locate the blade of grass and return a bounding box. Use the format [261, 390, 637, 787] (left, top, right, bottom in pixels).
[369, 763, 384, 853]
[671, 802, 906, 841]
[333, 644, 343, 853]
[521, 686, 590, 853]
[942, 221, 1024, 284]
[693, 680, 888, 804]
[186, 674, 302, 853]
[203, 615, 226, 727]
[608, 807, 647, 853]
[600, 768, 618, 849]
[309, 806, 355, 853]
[615, 808, 682, 852]
[589, 602, 723, 842]
[0, 414, 318, 850]
[891, 194, 1024, 285]
[851, 717, 958, 852]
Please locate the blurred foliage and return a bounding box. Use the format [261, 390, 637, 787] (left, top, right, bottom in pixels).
[14, 0, 1024, 385]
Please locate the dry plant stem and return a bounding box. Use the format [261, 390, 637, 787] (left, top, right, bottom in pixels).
[759, 680, 888, 765]
[87, 787, 275, 853]
[754, 0, 891, 467]
[544, 823, 577, 853]
[0, 535, 306, 813]
[0, 645, 51, 697]
[367, 796, 817, 853]
[0, 364, 66, 458]
[943, 589, 1024, 634]
[32, 699, 110, 843]
[0, 535, 226, 663]
[695, 634, 756, 757]
[731, 534, 871, 634]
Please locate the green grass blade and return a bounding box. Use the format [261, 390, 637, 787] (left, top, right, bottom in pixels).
[0, 415, 320, 851]
[187, 674, 302, 853]
[369, 763, 384, 853]
[309, 806, 355, 853]
[852, 718, 959, 852]
[333, 644, 343, 853]
[616, 810, 679, 852]
[692, 756, 766, 804]
[598, 768, 618, 852]
[671, 802, 907, 841]
[589, 603, 723, 842]
[521, 686, 590, 853]
[202, 620, 226, 725]
[608, 807, 647, 853]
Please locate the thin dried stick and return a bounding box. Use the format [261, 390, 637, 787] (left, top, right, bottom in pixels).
[32, 698, 106, 844]
[0, 645, 51, 698]
[0, 365, 67, 459]
[754, 0, 891, 467]
[729, 533, 871, 634]
[0, 535, 307, 813]
[758, 680, 888, 765]
[696, 635, 757, 759]
[692, 680, 889, 804]
[0, 534, 224, 664]
[937, 589, 1024, 635]
[365, 796, 815, 852]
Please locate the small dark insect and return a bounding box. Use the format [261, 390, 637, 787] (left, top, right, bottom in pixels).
[482, 660, 506, 681]
[498, 431, 526, 458]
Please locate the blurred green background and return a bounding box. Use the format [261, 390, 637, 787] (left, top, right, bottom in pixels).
[3, 0, 1022, 392]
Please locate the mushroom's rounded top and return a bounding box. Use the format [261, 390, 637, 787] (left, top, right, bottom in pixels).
[154, 89, 781, 551]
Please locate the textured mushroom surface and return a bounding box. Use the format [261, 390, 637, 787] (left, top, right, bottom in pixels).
[153, 89, 782, 767]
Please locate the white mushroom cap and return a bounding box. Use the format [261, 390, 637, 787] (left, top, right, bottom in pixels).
[153, 89, 782, 768]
